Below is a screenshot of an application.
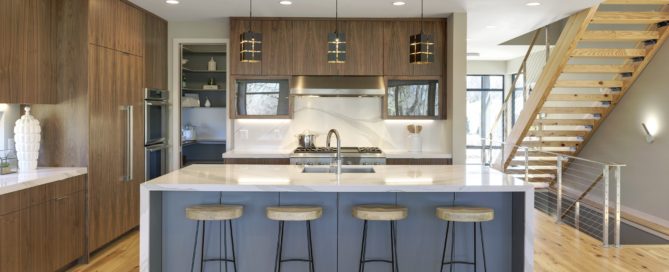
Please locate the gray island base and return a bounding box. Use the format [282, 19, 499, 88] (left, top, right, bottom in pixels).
[140, 165, 534, 272]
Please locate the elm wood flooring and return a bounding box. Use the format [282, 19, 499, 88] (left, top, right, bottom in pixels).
[68, 210, 669, 272]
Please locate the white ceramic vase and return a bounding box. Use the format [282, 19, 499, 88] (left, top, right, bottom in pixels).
[14, 106, 41, 171]
[408, 133, 422, 153]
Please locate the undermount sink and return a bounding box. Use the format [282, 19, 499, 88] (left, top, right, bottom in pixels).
[302, 166, 376, 174]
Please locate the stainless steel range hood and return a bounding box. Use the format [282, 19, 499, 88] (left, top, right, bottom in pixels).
[291, 76, 385, 97]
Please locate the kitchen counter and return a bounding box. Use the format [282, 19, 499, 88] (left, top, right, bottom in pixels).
[384, 151, 452, 159]
[221, 150, 292, 159]
[140, 164, 534, 272]
[0, 167, 88, 195]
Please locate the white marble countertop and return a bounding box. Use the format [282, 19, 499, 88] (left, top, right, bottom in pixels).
[384, 151, 452, 159]
[143, 164, 531, 192]
[0, 167, 88, 195]
[222, 150, 292, 159]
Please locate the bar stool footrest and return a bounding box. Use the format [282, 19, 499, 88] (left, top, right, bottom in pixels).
[203, 258, 237, 263]
[361, 259, 394, 264]
[442, 261, 476, 265]
[279, 258, 314, 263]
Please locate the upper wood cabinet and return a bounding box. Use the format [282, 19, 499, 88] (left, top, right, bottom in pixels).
[145, 13, 168, 89]
[384, 20, 445, 76]
[0, 0, 57, 104]
[89, 0, 144, 56]
[292, 20, 338, 75]
[230, 19, 262, 75]
[338, 21, 384, 75]
[262, 20, 294, 75]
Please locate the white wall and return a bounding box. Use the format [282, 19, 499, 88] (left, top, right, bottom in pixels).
[576, 41, 669, 225]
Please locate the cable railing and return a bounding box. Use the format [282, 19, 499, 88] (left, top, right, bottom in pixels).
[485, 26, 552, 165]
[482, 139, 625, 247]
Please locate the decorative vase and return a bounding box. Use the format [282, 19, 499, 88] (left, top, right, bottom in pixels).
[14, 106, 41, 171]
[408, 133, 422, 153]
[208, 57, 217, 71]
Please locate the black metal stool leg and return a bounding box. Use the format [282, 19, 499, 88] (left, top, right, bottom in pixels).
[473, 223, 477, 272]
[479, 223, 487, 272]
[439, 221, 450, 272]
[229, 220, 238, 272]
[307, 220, 315, 272]
[358, 220, 368, 272]
[449, 222, 456, 272]
[391, 221, 399, 272]
[274, 221, 285, 272]
[201, 221, 206, 272]
[191, 220, 201, 272]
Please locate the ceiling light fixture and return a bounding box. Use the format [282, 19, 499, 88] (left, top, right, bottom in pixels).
[526, 2, 541, 6]
[279, 0, 292, 5]
[392, 1, 406, 6]
[240, 0, 262, 63]
[409, 0, 434, 64]
[328, 0, 346, 63]
[165, 0, 179, 4]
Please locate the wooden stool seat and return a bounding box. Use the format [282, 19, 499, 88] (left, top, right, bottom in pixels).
[436, 206, 494, 222]
[186, 204, 244, 221]
[266, 206, 323, 221]
[352, 204, 408, 221]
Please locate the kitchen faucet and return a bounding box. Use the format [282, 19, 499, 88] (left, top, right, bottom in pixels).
[326, 129, 342, 175]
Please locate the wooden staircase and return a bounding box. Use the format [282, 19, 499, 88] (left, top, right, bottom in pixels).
[498, 0, 669, 186]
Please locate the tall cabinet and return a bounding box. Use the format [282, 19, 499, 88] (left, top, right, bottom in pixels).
[30, 0, 168, 255]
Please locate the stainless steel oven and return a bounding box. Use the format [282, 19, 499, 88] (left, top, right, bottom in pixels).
[145, 143, 168, 180]
[144, 88, 169, 146]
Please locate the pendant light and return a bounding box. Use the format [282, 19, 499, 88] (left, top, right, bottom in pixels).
[409, 0, 434, 64]
[327, 0, 346, 63]
[240, 0, 262, 63]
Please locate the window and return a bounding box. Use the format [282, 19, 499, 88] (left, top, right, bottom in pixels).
[386, 80, 440, 118]
[235, 79, 290, 116]
[466, 75, 504, 164]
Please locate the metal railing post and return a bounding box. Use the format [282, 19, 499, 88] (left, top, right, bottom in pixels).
[614, 165, 621, 247]
[603, 165, 610, 247]
[487, 133, 493, 166]
[556, 156, 563, 223]
[481, 138, 487, 166]
[544, 26, 550, 62]
[575, 202, 580, 229]
[524, 147, 529, 183]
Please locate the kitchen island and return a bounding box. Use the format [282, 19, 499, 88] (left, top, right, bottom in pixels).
[140, 164, 534, 272]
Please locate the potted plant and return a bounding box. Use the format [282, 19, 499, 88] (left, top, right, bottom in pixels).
[0, 161, 11, 175]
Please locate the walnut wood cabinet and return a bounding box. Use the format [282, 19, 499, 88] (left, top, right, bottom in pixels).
[144, 13, 168, 89]
[0, 175, 86, 272]
[0, 0, 57, 104]
[229, 18, 446, 77]
[88, 0, 144, 56]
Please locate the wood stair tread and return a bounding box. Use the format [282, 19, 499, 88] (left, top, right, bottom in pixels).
[571, 48, 646, 58]
[539, 107, 608, 114]
[581, 30, 660, 41]
[509, 160, 560, 166]
[547, 93, 616, 101]
[554, 80, 624, 88]
[533, 119, 596, 126]
[506, 169, 557, 175]
[591, 12, 669, 24]
[526, 130, 590, 137]
[562, 64, 636, 73]
[522, 141, 582, 147]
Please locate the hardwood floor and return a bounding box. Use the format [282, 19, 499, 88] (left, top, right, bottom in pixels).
[68, 210, 669, 272]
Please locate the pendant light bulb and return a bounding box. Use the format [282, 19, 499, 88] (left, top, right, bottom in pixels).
[409, 0, 434, 64]
[328, 0, 346, 63]
[240, 0, 262, 63]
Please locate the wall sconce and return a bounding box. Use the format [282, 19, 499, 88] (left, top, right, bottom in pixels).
[642, 123, 655, 143]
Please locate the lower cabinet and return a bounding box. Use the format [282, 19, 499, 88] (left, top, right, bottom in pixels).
[0, 175, 86, 271]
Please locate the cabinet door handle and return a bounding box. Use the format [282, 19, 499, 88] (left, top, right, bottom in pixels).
[121, 105, 134, 181]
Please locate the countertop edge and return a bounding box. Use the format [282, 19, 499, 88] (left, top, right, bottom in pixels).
[141, 184, 534, 193]
[0, 167, 88, 196]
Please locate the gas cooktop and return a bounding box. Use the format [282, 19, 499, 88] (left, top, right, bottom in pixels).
[293, 147, 383, 154]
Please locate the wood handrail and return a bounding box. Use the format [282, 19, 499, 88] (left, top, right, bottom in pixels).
[500, 6, 600, 169]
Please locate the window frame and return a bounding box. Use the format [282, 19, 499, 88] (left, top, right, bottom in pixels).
[383, 76, 445, 120]
[465, 74, 505, 150]
[230, 76, 293, 119]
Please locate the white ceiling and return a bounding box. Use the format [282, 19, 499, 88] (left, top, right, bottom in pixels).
[129, 0, 602, 60]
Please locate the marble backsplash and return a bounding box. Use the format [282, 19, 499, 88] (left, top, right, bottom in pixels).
[232, 96, 450, 153]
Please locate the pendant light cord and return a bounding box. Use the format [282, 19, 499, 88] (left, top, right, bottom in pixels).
[335, 0, 339, 34]
[420, 0, 424, 33]
[248, 0, 253, 32]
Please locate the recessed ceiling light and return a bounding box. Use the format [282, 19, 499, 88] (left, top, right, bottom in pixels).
[279, 0, 292, 5]
[166, 0, 179, 4]
[392, 1, 406, 6]
[526, 2, 541, 6]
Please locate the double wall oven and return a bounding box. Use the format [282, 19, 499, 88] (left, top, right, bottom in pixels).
[144, 88, 169, 180]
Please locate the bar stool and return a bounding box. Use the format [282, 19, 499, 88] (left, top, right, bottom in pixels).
[352, 204, 408, 272]
[436, 206, 494, 272]
[186, 204, 243, 272]
[266, 205, 323, 272]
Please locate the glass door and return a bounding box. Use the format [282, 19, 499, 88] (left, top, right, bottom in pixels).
[466, 75, 504, 164]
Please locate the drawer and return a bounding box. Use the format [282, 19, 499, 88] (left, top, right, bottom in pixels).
[0, 191, 21, 216]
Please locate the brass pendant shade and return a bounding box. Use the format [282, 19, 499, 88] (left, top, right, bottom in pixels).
[410, 0, 434, 64]
[240, 0, 262, 63]
[409, 32, 434, 64]
[327, 32, 346, 63]
[240, 31, 262, 63]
